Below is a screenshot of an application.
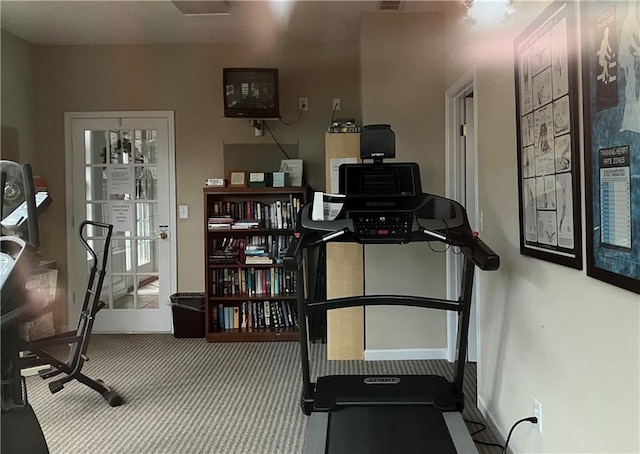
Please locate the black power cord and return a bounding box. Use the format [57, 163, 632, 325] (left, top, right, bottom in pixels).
[263, 121, 291, 159]
[279, 105, 304, 126]
[467, 416, 538, 453]
[464, 418, 487, 436]
[502, 417, 538, 453]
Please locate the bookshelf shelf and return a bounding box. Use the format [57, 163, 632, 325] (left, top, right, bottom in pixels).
[203, 186, 306, 343]
[207, 229, 296, 234]
[208, 294, 297, 301]
[208, 263, 287, 269]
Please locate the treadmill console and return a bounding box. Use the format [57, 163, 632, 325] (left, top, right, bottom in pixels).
[352, 212, 413, 243]
[339, 162, 422, 212]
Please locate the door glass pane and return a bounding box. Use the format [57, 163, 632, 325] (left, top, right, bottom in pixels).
[110, 239, 132, 274]
[135, 166, 157, 200]
[83, 237, 107, 263]
[85, 166, 108, 201]
[135, 202, 157, 236]
[136, 240, 158, 273]
[85, 203, 108, 225]
[85, 130, 108, 164]
[134, 129, 158, 164]
[104, 130, 132, 164]
[100, 275, 114, 309]
[112, 274, 135, 309]
[137, 274, 159, 310]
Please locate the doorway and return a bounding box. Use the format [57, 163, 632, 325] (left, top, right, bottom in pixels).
[64, 111, 177, 333]
[445, 69, 479, 364]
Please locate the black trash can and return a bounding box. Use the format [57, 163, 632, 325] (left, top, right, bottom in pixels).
[170, 293, 205, 338]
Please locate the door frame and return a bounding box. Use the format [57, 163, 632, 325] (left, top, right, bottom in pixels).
[445, 68, 480, 363]
[64, 110, 177, 330]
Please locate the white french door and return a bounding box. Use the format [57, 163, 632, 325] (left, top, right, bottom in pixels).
[65, 112, 176, 333]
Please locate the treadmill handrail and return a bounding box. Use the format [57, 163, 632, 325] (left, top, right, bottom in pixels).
[291, 198, 500, 272]
[306, 295, 462, 313]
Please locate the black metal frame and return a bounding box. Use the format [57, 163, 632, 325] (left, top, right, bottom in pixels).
[580, 1, 640, 294]
[513, 1, 583, 270]
[19, 221, 123, 407]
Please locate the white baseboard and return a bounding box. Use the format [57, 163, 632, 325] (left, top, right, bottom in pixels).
[364, 348, 448, 361]
[478, 396, 511, 453]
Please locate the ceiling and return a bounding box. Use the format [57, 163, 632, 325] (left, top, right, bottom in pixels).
[0, 1, 459, 46]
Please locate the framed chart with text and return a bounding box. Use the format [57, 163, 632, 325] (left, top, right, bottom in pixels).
[514, 1, 583, 269]
[582, 1, 640, 294]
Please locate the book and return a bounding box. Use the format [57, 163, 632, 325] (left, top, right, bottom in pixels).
[218, 304, 224, 331]
[264, 301, 271, 327]
[240, 302, 248, 329]
[281, 300, 290, 327]
[233, 306, 239, 329]
[208, 223, 233, 230]
[245, 257, 273, 265]
[225, 307, 233, 330]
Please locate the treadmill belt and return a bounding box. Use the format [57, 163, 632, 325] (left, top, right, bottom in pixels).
[327, 405, 457, 454]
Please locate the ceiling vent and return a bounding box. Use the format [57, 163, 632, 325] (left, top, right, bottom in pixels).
[172, 1, 230, 16]
[378, 1, 404, 11]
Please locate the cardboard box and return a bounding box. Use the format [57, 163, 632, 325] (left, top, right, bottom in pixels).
[18, 269, 58, 341]
[19, 312, 55, 342]
[248, 172, 272, 187]
[272, 172, 287, 187]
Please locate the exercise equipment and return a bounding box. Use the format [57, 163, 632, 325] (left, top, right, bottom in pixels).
[19, 220, 123, 407]
[1, 235, 49, 454]
[284, 126, 500, 453]
[1, 161, 50, 454]
[0, 160, 50, 249]
[1, 161, 121, 453]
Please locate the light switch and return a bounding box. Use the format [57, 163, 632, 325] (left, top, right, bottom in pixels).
[179, 205, 189, 219]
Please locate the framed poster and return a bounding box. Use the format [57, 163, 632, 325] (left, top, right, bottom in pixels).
[514, 1, 583, 269]
[582, 1, 640, 294]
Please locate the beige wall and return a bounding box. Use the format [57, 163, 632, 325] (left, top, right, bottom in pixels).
[360, 12, 449, 350]
[1, 30, 36, 162]
[26, 41, 359, 322]
[446, 1, 640, 452]
[3, 2, 640, 451]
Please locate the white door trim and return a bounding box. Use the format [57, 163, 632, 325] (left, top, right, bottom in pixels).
[64, 110, 177, 331]
[444, 68, 479, 364]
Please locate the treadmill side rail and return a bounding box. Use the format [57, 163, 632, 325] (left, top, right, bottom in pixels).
[443, 412, 480, 454]
[304, 413, 329, 454]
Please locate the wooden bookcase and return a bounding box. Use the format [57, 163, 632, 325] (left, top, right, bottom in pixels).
[203, 186, 306, 342]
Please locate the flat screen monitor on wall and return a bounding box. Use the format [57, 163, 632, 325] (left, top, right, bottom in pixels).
[223, 68, 280, 119]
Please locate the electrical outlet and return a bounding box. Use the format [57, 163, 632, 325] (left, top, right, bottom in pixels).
[333, 98, 341, 111]
[533, 399, 543, 433]
[299, 97, 308, 111]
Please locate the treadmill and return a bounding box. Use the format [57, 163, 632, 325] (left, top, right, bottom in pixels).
[1, 162, 50, 453]
[284, 125, 500, 454]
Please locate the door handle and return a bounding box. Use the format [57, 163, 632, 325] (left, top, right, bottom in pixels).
[157, 224, 169, 240]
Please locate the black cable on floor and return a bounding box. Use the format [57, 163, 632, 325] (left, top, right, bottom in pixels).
[468, 416, 537, 453]
[474, 439, 504, 450]
[464, 418, 487, 436]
